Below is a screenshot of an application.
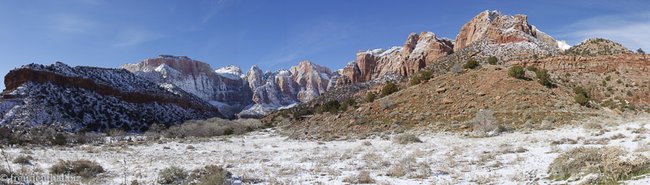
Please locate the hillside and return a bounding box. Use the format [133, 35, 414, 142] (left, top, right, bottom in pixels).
[0, 62, 221, 132]
[565, 38, 633, 56]
[269, 65, 585, 140]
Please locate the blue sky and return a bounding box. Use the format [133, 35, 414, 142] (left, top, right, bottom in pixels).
[1, 0, 649, 90]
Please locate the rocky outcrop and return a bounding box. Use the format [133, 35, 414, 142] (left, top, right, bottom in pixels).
[241, 61, 335, 117]
[453, 10, 560, 60]
[0, 62, 221, 132]
[564, 38, 632, 56]
[123, 55, 252, 118]
[512, 54, 649, 74]
[337, 32, 453, 85]
[290, 61, 333, 102]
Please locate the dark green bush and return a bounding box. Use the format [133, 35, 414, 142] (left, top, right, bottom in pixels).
[420, 70, 432, 80]
[536, 69, 553, 87]
[52, 133, 66, 146]
[365, 92, 376, 103]
[574, 94, 589, 107]
[526, 66, 539, 73]
[293, 108, 313, 119]
[223, 128, 234, 135]
[573, 86, 590, 107]
[410, 70, 433, 86]
[487, 56, 498, 65]
[463, 60, 480, 69]
[409, 75, 422, 86]
[508, 65, 526, 79]
[340, 98, 356, 111]
[381, 82, 399, 97]
[318, 100, 341, 114]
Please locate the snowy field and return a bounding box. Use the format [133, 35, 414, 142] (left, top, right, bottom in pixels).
[3, 115, 650, 184]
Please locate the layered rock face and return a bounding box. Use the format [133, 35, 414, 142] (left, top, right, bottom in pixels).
[0, 62, 221, 132]
[290, 61, 334, 102]
[123, 55, 252, 118]
[453, 10, 560, 60]
[240, 61, 335, 117]
[337, 32, 453, 85]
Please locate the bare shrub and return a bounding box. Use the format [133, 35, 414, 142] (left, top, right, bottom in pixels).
[469, 109, 503, 137]
[409, 163, 432, 179]
[144, 123, 164, 141]
[582, 122, 603, 130]
[387, 164, 407, 177]
[610, 133, 626, 140]
[165, 118, 263, 138]
[550, 138, 578, 145]
[50, 159, 104, 178]
[379, 98, 395, 110]
[387, 155, 431, 179]
[393, 134, 422, 145]
[362, 153, 389, 170]
[187, 165, 232, 185]
[157, 166, 188, 185]
[356, 171, 374, 184]
[12, 155, 33, 165]
[548, 147, 650, 183]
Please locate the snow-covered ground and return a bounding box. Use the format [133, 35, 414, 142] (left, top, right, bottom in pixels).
[3, 116, 650, 184]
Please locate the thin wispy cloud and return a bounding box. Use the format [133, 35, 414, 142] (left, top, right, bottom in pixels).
[49, 14, 99, 34]
[113, 28, 165, 47]
[560, 12, 650, 50]
[201, 0, 231, 23]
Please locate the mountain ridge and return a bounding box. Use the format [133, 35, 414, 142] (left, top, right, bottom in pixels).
[2, 10, 645, 133]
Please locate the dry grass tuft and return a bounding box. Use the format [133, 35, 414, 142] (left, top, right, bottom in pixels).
[164, 118, 263, 139]
[548, 147, 650, 183]
[393, 134, 422, 145]
[12, 155, 33, 165]
[50, 159, 104, 178]
[469, 109, 504, 137]
[157, 166, 188, 184]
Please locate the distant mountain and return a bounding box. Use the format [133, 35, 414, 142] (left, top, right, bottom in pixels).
[0, 62, 221, 132]
[123, 56, 336, 118]
[123, 55, 253, 118]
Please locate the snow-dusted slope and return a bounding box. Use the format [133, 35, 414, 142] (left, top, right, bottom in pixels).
[0, 62, 221, 132]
